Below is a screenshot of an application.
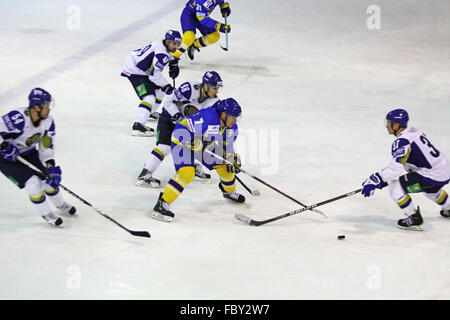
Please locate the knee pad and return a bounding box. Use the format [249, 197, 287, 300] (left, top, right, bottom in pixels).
[176, 166, 195, 185]
[154, 144, 171, 158]
[388, 179, 407, 202]
[24, 176, 45, 203]
[142, 94, 156, 108]
[182, 31, 196, 47]
[205, 31, 220, 45]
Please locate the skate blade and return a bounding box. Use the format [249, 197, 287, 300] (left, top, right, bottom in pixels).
[42, 216, 63, 226]
[151, 211, 173, 222]
[132, 130, 155, 137]
[397, 224, 424, 231]
[135, 180, 160, 188]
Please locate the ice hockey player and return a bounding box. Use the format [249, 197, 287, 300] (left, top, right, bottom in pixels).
[173, 0, 231, 60]
[0, 88, 76, 226]
[361, 109, 450, 231]
[136, 71, 223, 188]
[152, 98, 244, 222]
[121, 30, 182, 136]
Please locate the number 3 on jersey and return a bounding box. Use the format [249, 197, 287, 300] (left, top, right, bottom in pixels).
[420, 135, 440, 158]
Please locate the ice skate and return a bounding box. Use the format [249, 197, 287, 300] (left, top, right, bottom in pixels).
[152, 192, 174, 222]
[42, 212, 63, 226]
[136, 168, 161, 188]
[219, 183, 245, 203]
[194, 163, 211, 183]
[57, 202, 76, 215]
[397, 207, 423, 231]
[132, 122, 155, 137]
[187, 44, 199, 61]
[440, 207, 450, 218]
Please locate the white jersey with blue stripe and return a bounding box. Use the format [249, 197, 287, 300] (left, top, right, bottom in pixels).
[0, 107, 56, 162]
[162, 81, 220, 118]
[379, 127, 450, 184]
[121, 39, 174, 88]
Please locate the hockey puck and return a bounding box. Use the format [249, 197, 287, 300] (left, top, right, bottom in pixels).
[337, 235, 346, 240]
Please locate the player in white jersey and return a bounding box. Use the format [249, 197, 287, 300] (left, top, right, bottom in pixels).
[121, 30, 181, 136]
[361, 109, 450, 231]
[136, 71, 222, 188]
[0, 88, 76, 227]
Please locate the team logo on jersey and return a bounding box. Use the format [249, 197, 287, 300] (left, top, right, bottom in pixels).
[206, 125, 220, 135]
[26, 133, 41, 147]
[406, 183, 422, 193]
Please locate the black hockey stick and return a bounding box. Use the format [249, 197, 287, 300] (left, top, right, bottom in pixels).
[203, 148, 326, 217]
[220, 16, 229, 51]
[17, 156, 151, 238]
[235, 175, 260, 196]
[236, 188, 362, 226]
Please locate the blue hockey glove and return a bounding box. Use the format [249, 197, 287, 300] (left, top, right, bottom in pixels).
[361, 172, 384, 197]
[168, 59, 179, 79]
[162, 84, 174, 95]
[215, 22, 231, 33]
[220, 2, 231, 18]
[45, 166, 62, 189]
[0, 142, 19, 162]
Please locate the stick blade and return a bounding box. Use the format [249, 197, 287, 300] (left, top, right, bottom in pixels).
[220, 46, 229, 51]
[130, 230, 151, 238]
[235, 213, 260, 226]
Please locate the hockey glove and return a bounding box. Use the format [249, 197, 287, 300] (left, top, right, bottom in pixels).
[171, 112, 183, 124]
[161, 84, 174, 95]
[45, 166, 62, 189]
[0, 142, 19, 162]
[361, 172, 385, 197]
[184, 138, 203, 152]
[225, 152, 241, 174]
[168, 59, 179, 79]
[220, 2, 231, 18]
[215, 22, 231, 33]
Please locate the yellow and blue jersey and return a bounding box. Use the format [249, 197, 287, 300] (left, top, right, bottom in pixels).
[186, 0, 225, 29]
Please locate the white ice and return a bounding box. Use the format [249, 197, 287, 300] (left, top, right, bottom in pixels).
[0, 0, 449, 299]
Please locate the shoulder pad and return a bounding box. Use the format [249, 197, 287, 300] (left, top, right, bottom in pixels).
[154, 53, 170, 70]
[178, 82, 193, 100]
[1, 110, 25, 132]
[391, 138, 410, 158]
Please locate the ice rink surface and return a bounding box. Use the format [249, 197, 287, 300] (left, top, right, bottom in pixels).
[0, 0, 449, 299]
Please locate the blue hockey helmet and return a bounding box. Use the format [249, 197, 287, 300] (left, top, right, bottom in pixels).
[28, 88, 52, 107]
[164, 30, 181, 43]
[386, 108, 409, 127]
[202, 71, 223, 88]
[216, 98, 242, 117]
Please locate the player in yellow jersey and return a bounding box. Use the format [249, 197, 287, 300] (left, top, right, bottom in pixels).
[173, 0, 231, 61]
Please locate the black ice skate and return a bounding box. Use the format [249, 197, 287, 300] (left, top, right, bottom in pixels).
[219, 183, 245, 203]
[194, 163, 211, 182]
[149, 112, 160, 121]
[57, 202, 77, 215]
[152, 192, 175, 222]
[132, 122, 155, 137]
[397, 206, 424, 231]
[187, 44, 200, 61]
[136, 168, 161, 188]
[440, 207, 450, 218]
[42, 212, 63, 226]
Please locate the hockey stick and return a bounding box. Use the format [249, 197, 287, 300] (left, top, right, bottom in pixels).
[236, 188, 362, 226]
[203, 148, 326, 217]
[235, 174, 260, 196]
[17, 156, 151, 238]
[220, 16, 229, 51]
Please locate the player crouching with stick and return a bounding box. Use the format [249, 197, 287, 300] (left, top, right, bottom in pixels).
[152, 98, 244, 222]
